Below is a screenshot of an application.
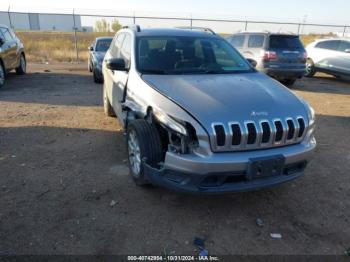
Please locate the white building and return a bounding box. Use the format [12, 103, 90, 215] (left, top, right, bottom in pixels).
[0, 11, 82, 32]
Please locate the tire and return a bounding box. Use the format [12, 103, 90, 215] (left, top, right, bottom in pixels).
[0, 62, 5, 88]
[15, 54, 26, 75]
[281, 78, 296, 87]
[305, 58, 316, 77]
[127, 119, 163, 186]
[88, 61, 92, 72]
[103, 83, 115, 117]
[93, 68, 103, 83]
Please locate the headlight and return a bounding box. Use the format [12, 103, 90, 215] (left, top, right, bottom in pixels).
[308, 106, 315, 126]
[153, 109, 188, 136]
[299, 98, 315, 125]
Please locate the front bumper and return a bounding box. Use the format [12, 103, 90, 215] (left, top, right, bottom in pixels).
[261, 67, 306, 79]
[144, 140, 316, 194]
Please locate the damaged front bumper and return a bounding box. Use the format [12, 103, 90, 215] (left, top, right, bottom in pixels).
[143, 139, 316, 194]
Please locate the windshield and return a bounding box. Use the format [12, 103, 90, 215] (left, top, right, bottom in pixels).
[269, 35, 304, 50]
[137, 36, 252, 74]
[95, 39, 112, 52]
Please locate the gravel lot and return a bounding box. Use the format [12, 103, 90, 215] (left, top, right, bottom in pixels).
[0, 63, 349, 255]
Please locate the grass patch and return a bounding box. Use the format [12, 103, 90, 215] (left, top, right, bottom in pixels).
[16, 31, 336, 63]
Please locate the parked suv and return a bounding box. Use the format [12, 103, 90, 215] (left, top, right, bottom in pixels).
[305, 38, 350, 79]
[227, 32, 307, 86]
[0, 24, 26, 88]
[102, 26, 316, 194]
[88, 37, 113, 83]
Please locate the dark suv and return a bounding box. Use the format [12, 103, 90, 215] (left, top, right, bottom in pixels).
[227, 32, 307, 86]
[0, 24, 26, 88]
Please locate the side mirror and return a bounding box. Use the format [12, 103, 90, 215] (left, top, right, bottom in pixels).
[345, 49, 350, 53]
[106, 58, 127, 71]
[89, 46, 94, 51]
[246, 58, 257, 68]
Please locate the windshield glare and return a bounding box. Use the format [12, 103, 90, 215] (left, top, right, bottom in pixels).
[137, 36, 252, 74]
[95, 39, 112, 52]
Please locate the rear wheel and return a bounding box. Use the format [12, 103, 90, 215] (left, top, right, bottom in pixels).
[0, 62, 5, 88]
[305, 59, 316, 77]
[15, 54, 26, 75]
[281, 78, 296, 86]
[93, 68, 103, 83]
[127, 119, 163, 186]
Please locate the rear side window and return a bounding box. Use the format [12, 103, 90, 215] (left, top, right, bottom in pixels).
[0, 28, 13, 42]
[229, 35, 245, 48]
[248, 35, 265, 48]
[269, 35, 303, 49]
[337, 41, 350, 52]
[315, 40, 340, 51]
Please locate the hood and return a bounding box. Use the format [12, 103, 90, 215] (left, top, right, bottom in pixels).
[142, 72, 308, 132]
[93, 51, 106, 61]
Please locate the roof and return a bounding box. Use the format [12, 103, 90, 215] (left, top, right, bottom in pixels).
[231, 31, 298, 36]
[125, 28, 219, 38]
[95, 36, 113, 41]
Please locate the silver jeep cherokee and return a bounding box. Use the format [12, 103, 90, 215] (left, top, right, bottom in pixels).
[102, 25, 316, 194]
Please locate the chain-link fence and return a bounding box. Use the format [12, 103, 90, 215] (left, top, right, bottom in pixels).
[1, 8, 349, 62]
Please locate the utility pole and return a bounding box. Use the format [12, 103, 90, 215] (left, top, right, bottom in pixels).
[72, 9, 79, 62]
[8, 6, 13, 29]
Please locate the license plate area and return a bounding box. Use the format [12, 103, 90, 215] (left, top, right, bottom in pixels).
[247, 155, 285, 180]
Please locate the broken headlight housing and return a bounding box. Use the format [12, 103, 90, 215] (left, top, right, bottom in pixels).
[153, 109, 198, 154]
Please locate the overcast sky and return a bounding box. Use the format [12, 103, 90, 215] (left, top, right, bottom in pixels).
[0, 0, 349, 34]
[0, 0, 349, 25]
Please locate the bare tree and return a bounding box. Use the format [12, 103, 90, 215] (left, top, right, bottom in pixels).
[95, 19, 110, 32]
[111, 19, 122, 32]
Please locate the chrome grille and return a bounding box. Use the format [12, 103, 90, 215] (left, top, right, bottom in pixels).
[211, 117, 307, 152]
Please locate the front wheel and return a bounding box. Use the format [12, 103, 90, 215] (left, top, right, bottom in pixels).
[0, 62, 5, 88]
[305, 59, 316, 77]
[127, 120, 163, 186]
[15, 54, 26, 75]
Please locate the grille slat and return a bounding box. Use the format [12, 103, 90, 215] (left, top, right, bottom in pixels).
[297, 118, 305, 138]
[246, 123, 257, 145]
[211, 116, 307, 151]
[274, 120, 283, 142]
[214, 125, 226, 147]
[231, 124, 241, 146]
[286, 119, 295, 140]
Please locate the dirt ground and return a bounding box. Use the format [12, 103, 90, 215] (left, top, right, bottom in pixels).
[0, 63, 349, 256]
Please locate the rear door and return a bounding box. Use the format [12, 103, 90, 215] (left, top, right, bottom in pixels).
[267, 35, 305, 69]
[0, 27, 17, 69]
[104, 33, 131, 120]
[311, 40, 342, 72]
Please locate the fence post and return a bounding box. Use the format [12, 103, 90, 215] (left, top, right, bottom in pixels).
[190, 14, 193, 28]
[297, 24, 301, 35]
[133, 11, 136, 24]
[343, 26, 347, 37]
[7, 6, 13, 29]
[72, 9, 79, 62]
[244, 21, 248, 31]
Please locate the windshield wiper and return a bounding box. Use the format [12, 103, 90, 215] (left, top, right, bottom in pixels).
[140, 69, 169, 75]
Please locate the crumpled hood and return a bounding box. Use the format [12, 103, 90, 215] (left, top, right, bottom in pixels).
[142, 72, 308, 131]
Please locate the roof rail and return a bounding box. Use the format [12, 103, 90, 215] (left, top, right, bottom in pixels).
[122, 24, 141, 32]
[176, 26, 216, 35]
